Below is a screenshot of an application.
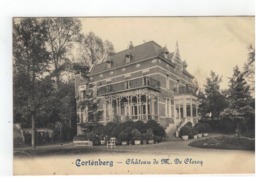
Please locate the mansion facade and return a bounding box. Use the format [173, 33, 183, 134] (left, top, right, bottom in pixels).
[75, 41, 199, 136]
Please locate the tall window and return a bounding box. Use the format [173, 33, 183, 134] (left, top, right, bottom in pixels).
[176, 106, 180, 119]
[165, 98, 172, 117]
[192, 104, 196, 117]
[166, 74, 170, 89]
[142, 104, 146, 114]
[125, 80, 129, 89]
[186, 105, 191, 117]
[176, 80, 180, 93]
[180, 105, 183, 118]
[143, 76, 147, 85]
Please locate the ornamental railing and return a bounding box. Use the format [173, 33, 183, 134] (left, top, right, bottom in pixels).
[98, 76, 160, 96]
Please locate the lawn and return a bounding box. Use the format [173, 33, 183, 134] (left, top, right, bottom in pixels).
[189, 136, 255, 151]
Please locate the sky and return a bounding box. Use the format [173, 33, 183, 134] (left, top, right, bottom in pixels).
[79, 17, 254, 89]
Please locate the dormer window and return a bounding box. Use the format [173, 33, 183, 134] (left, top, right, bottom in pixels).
[107, 61, 112, 69]
[126, 55, 131, 63]
[125, 50, 132, 63]
[106, 56, 113, 69]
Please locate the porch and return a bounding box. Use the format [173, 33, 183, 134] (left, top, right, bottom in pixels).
[103, 89, 159, 123]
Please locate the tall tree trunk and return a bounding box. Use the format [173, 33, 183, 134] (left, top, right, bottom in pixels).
[31, 114, 36, 149]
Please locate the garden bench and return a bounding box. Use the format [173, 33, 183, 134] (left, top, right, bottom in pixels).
[73, 140, 93, 148]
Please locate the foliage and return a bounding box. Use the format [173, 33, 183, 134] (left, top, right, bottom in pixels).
[202, 123, 211, 133]
[43, 17, 82, 88]
[221, 66, 254, 133]
[243, 45, 255, 95]
[147, 120, 166, 138]
[131, 129, 142, 140]
[13, 18, 51, 148]
[179, 125, 192, 137]
[191, 127, 198, 136]
[13, 18, 116, 147]
[194, 123, 204, 133]
[201, 71, 227, 120]
[145, 128, 154, 140]
[189, 136, 255, 151]
[91, 124, 106, 140]
[133, 120, 147, 133]
[77, 32, 115, 68]
[118, 130, 131, 142]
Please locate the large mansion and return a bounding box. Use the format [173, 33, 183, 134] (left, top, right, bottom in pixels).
[75, 41, 199, 136]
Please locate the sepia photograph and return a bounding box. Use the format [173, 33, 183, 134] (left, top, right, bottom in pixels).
[12, 16, 255, 175]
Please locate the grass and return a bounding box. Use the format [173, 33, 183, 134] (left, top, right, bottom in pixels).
[189, 136, 255, 151]
[241, 130, 255, 139]
[14, 146, 129, 158]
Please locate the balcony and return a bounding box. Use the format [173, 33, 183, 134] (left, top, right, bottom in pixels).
[98, 76, 160, 96]
[174, 86, 196, 95]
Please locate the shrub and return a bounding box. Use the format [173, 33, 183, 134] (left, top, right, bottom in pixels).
[133, 120, 147, 133]
[191, 127, 198, 137]
[147, 120, 166, 138]
[87, 132, 100, 145]
[184, 122, 193, 128]
[194, 123, 204, 133]
[73, 135, 89, 141]
[145, 128, 154, 140]
[131, 129, 142, 140]
[118, 131, 130, 142]
[202, 123, 212, 133]
[179, 125, 192, 137]
[92, 124, 106, 140]
[154, 135, 164, 143]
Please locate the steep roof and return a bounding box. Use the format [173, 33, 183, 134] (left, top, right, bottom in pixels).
[91, 41, 162, 75]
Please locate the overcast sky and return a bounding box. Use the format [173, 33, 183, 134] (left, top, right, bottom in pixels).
[80, 17, 254, 89]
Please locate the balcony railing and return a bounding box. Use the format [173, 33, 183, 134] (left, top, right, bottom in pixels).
[98, 76, 160, 96]
[175, 86, 196, 94]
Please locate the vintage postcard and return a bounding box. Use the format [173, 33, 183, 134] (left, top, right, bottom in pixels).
[13, 17, 255, 175]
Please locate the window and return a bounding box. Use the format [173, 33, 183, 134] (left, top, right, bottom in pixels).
[166, 74, 170, 89]
[80, 90, 86, 100]
[192, 104, 196, 117]
[125, 80, 129, 89]
[143, 104, 146, 114]
[121, 104, 125, 115]
[126, 55, 131, 63]
[107, 62, 112, 69]
[107, 84, 111, 92]
[176, 107, 180, 119]
[176, 80, 180, 93]
[180, 105, 183, 118]
[165, 98, 172, 117]
[187, 105, 191, 117]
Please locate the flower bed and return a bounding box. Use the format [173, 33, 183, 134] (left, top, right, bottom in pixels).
[189, 136, 255, 151]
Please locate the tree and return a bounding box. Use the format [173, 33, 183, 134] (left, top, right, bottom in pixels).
[78, 32, 115, 69]
[197, 89, 207, 119]
[244, 44, 255, 96]
[13, 18, 50, 148]
[221, 66, 254, 134]
[44, 18, 81, 89]
[203, 71, 227, 120]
